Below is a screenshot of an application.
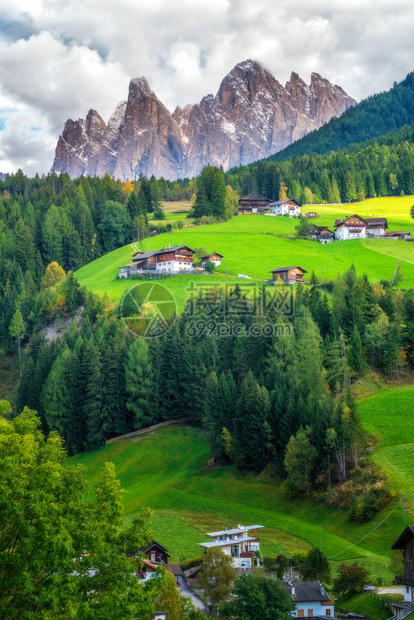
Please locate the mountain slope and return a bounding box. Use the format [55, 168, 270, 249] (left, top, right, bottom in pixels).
[51, 60, 355, 180]
[268, 71, 414, 161]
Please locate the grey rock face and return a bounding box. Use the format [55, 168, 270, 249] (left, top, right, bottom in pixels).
[51, 60, 356, 180]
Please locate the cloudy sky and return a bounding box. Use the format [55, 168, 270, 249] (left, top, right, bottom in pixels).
[0, 0, 413, 175]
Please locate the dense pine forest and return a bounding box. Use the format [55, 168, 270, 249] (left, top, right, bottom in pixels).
[266, 71, 414, 161]
[224, 124, 414, 205]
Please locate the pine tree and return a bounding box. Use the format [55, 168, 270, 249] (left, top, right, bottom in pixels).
[125, 338, 157, 429]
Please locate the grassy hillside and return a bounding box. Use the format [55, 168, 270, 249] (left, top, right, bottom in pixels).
[76, 196, 414, 304]
[359, 387, 414, 499]
[68, 380, 414, 580]
[336, 592, 390, 619]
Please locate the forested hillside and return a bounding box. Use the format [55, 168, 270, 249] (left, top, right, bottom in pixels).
[265, 71, 414, 161]
[225, 124, 414, 205]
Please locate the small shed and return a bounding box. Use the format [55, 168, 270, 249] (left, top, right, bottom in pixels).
[269, 266, 307, 284]
[200, 252, 223, 267]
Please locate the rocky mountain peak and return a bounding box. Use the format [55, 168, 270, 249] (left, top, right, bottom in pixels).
[85, 109, 106, 138]
[51, 60, 356, 180]
[128, 76, 152, 98]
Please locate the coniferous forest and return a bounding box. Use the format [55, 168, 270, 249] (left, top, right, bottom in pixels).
[2, 124, 414, 523]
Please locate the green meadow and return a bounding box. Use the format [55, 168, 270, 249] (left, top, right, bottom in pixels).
[71, 196, 414, 581]
[358, 387, 414, 499]
[68, 380, 414, 581]
[76, 196, 414, 306]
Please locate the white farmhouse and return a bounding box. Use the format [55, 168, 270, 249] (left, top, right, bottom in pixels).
[334, 214, 367, 241]
[198, 524, 263, 569]
[282, 581, 336, 618]
[118, 245, 196, 278]
[268, 198, 301, 217]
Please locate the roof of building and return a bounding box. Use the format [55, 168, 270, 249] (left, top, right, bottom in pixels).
[392, 525, 414, 549]
[205, 525, 264, 537]
[313, 225, 332, 234]
[165, 563, 182, 577]
[132, 245, 195, 260]
[319, 231, 333, 238]
[334, 214, 368, 227]
[282, 581, 331, 602]
[141, 558, 158, 571]
[269, 198, 301, 207]
[201, 253, 224, 260]
[198, 536, 259, 549]
[383, 230, 410, 236]
[239, 192, 272, 203]
[365, 217, 388, 227]
[269, 266, 307, 274]
[184, 566, 202, 579]
[140, 540, 170, 557]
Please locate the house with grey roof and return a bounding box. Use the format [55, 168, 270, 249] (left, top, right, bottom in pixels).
[282, 580, 336, 618]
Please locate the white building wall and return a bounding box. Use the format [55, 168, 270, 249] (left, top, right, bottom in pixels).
[366, 226, 386, 237]
[292, 601, 335, 617]
[404, 585, 414, 602]
[335, 225, 366, 241]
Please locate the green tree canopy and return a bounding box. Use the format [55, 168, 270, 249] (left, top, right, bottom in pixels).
[0, 403, 161, 619]
[228, 572, 295, 619]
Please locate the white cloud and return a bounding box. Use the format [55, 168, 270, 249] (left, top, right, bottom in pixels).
[0, 0, 413, 174]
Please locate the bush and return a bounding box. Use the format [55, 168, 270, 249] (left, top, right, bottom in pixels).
[333, 562, 370, 596]
[180, 556, 203, 572]
[281, 479, 297, 499]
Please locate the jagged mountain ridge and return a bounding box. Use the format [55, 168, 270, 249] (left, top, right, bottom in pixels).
[51, 60, 356, 180]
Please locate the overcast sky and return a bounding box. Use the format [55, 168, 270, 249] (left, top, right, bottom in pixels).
[0, 0, 413, 175]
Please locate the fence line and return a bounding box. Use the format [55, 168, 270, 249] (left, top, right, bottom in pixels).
[105, 419, 184, 445]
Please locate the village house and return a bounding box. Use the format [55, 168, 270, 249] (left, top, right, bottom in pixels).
[200, 252, 223, 268]
[238, 193, 272, 214]
[305, 211, 319, 218]
[311, 225, 334, 244]
[269, 266, 307, 284]
[392, 525, 414, 608]
[365, 217, 388, 237]
[282, 581, 336, 618]
[140, 540, 171, 564]
[118, 245, 196, 278]
[268, 198, 301, 217]
[198, 524, 264, 570]
[334, 214, 368, 241]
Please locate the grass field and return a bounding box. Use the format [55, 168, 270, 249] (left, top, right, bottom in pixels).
[359, 387, 414, 500]
[68, 382, 414, 582]
[76, 196, 414, 305]
[336, 592, 391, 619]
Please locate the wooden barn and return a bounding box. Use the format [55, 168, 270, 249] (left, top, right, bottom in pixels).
[392, 526, 414, 604]
[140, 540, 171, 564]
[238, 193, 272, 214]
[269, 266, 307, 284]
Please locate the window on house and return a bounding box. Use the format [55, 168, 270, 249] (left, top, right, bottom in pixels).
[326, 610, 331, 616]
[231, 545, 239, 558]
[297, 611, 304, 618]
[307, 610, 313, 618]
[251, 544, 258, 551]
